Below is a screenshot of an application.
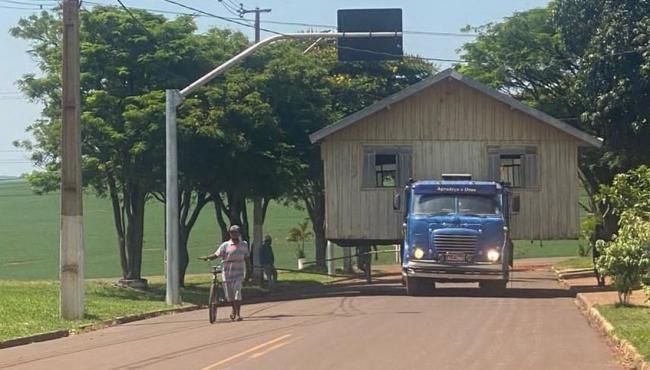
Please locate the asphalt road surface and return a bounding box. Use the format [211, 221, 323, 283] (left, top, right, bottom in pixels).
[0, 270, 621, 370]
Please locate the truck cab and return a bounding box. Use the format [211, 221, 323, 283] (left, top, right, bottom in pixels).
[399, 174, 512, 296]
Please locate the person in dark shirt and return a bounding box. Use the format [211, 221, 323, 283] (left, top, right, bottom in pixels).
[260, 235, 277, 287]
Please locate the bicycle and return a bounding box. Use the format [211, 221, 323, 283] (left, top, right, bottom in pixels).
[208, 264, 223, 324]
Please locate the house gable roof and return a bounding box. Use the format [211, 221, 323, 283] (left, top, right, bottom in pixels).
[309, 68, 602, 147]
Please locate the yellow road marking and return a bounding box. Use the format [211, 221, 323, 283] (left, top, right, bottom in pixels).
[249, 339, 295, 359]
[199, 334, 291, 370]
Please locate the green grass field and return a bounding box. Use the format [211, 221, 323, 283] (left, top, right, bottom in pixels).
[0, 179, 580, 280]
[597, 305, 650, 361]
[0, 179, 329, 279]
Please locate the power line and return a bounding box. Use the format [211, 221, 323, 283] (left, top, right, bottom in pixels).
[217, 0, 240, 18]
[0, 0, 51, 6]
[76, 1, 480, 39]
[0, 3, 43, 9]
[162, 0, 259, 30]
[336, 45, 466, 63]
[114, 0, 158, 41]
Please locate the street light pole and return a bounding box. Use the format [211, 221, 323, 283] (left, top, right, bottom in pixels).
[165, 31, 402, 304]
[165, 89, 182, 305]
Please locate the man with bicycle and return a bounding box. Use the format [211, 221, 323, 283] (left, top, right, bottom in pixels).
[201, 225, 249, 321]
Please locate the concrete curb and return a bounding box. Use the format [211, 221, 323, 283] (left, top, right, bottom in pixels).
[554, 270, 648, 370]
[574, 294, 649, 370]
[0, 330, 69, 350]
[0, 304, 201, 350]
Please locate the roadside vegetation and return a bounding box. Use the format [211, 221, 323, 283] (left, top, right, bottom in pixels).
[0, 271, 338, 342]
[553, 257, 594, 271]
[0, 280, 171, 341]
[597, 305, 650, 362]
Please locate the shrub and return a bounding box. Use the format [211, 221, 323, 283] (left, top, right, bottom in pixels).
[596, 212, 650, 306]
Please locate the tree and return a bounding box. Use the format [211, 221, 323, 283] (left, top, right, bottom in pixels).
[11, 7, 248, 285]
[459, 1, 650, 248]
[287, 219, 314, 259]
[596, 212, 650, 306]
[458, 7, 580, 118]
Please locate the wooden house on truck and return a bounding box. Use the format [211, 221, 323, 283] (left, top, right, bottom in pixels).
[309, 69, 601, 246]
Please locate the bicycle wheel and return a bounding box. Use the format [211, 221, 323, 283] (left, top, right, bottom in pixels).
[208, 283, 219, 324]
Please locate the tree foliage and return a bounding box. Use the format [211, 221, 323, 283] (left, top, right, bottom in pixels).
[459, 1, 650, 250]
[596, 213, 650, 306]
[11, 7, 249, 283]
[597, 165, 650, 219]
[595, 166, 650, 305]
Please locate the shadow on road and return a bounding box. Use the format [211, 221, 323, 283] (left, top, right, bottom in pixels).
[315, 283, 575, 300]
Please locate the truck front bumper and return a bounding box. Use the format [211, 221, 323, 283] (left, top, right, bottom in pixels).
[403, 260, 506, 282]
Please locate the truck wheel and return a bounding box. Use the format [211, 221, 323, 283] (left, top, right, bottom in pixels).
[406, 277, 434, 296]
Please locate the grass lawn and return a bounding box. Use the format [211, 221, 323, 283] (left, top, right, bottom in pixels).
[0, 271, 337, 342]
[513, 239, 582, 259]
[0, 280, 172, 341]
[553, 257, 594, 271]
[597, 304, 650, 361]
[1, 179, 580, 280]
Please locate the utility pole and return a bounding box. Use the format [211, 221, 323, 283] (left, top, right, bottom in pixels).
[239, 6, 271, 43]
[240, 5, 271, 283]
[60, 0, 84, 320]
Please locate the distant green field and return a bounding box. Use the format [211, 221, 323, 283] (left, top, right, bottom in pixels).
[0, 180, 579, 280]
[0, 180, 326, 280]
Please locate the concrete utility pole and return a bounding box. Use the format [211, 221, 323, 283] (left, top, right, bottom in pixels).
[165, 31, 401, 304]
[60, 0, 84, 320]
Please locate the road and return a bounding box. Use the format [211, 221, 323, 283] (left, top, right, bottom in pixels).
[0, 270, 620, 370]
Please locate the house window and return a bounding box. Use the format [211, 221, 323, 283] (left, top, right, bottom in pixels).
[488, 146, 538, 188]
[363, 146, 412, 189]
[500, 154, 524, 187]
[375, 154, 397, 187]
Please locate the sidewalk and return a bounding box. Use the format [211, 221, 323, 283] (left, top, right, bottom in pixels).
[559, 274, 647, 307]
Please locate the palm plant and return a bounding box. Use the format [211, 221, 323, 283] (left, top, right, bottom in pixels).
[287, 219, 313, 259]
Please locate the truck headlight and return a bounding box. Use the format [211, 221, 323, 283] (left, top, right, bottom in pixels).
[413, 247, 425, 259]
[487, 249, 500, 262]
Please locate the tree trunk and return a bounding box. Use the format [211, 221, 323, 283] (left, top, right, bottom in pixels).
[124, 186, 146, 280]
[213, 195, 229, 241]
[177, 190, 211, 287]
[107, 173, 128, 279]
[579, 159, 619, 287]
[179, 228, 189, 287]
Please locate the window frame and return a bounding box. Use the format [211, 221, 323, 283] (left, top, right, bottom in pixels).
[361, 145, 412, 190]
[488, 145, 539, 190]
[374, 153, 398, 188]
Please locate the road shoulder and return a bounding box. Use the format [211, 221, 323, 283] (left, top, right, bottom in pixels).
[556, 271, 649, 370]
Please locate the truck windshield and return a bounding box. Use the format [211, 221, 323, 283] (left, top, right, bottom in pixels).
[458, 195, 500, 215]
[413, 195, 455, 215]
[413, 194, 500, 216]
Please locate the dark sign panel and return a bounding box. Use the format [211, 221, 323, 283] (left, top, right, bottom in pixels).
[337, 8, 403, 61]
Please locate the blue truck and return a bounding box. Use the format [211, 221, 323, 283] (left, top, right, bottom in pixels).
[397, 174, 513, 296]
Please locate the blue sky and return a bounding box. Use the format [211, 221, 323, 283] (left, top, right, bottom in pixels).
[0, 0, 548, 176]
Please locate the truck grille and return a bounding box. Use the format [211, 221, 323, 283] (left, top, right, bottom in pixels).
[434, 234, 477, 255]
